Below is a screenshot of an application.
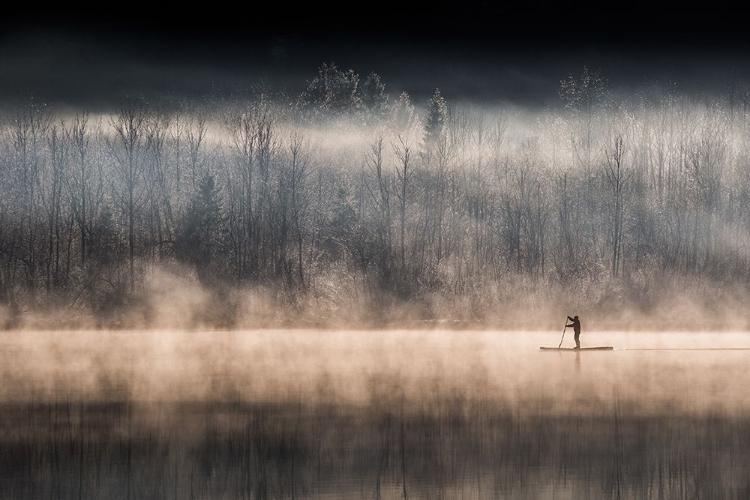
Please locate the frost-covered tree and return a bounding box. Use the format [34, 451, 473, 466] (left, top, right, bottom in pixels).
[392, 92, 417, 134]
[559, 66, 608, 170]
[3, 71, 750, 328]
[425, 88, 448, 143]
[108, 99, 149, 293]
[559, 66, 608, 114]
[299, 62, 362, 116]
[603, 135, 632, 277]
[360, 72, 389, 121]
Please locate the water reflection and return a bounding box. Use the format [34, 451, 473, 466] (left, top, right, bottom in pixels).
[1, 330, 750, 498]
[2, 399, 749, 499]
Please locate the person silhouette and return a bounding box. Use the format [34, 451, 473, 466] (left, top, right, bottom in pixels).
[566, 315, 581, 349]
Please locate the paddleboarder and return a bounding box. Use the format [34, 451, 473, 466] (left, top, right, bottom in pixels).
[566, 315, 581, 349]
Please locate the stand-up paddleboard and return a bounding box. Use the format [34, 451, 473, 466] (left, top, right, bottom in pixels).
[540, 346, 614, 351]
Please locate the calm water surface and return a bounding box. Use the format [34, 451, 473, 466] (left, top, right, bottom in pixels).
[1, 330, 749, 499]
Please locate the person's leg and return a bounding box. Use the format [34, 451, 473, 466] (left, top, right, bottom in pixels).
[574, 332, 580, 349]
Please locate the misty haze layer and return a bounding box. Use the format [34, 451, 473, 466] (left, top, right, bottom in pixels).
[3, 330, 750, 499]
[2, 64, 750, 329]
[3, 330, 749, 414]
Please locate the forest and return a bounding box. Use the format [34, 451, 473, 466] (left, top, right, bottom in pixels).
[2, 64, 750, 329]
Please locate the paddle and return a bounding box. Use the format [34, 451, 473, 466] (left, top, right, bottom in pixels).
[558, 320, 567, 348]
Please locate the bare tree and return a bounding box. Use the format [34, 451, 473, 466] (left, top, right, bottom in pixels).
[364, 136, 393, 282]
[225, 105, 258, 279]
[186, 112, 207, 191]
[109, 100, 149, 293]
[9, 102, 53, 296]
[145, 112, 172, 260]
[67, 113, 92, 265]
[287, 130, 312, 289]
[688, 122, 727, 268]
[42, 125, 67, 290]
[393, 134, 413, 274]
[603, 135, 633, 277]
[224, 102, 278, 279]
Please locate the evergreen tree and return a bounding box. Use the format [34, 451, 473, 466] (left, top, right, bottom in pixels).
[299, 62, 362, 116]
[360, 72, 389, 121]
[392, 92, 417, 133]
[175, 174, 226, 278]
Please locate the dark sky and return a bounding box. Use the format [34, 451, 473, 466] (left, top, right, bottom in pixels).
[1, 5, 749, 111]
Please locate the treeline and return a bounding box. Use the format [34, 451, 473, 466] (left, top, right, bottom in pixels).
[2, 65, 750, 329]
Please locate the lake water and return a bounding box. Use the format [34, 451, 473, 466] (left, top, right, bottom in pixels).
[1, 330, 750, 498]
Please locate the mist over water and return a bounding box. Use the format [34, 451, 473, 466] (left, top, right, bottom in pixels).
[2, 329, 750, 412]
[2, 329, 750, 498]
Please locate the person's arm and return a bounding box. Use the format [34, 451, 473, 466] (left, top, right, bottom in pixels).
[567, 316, 574, 322]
